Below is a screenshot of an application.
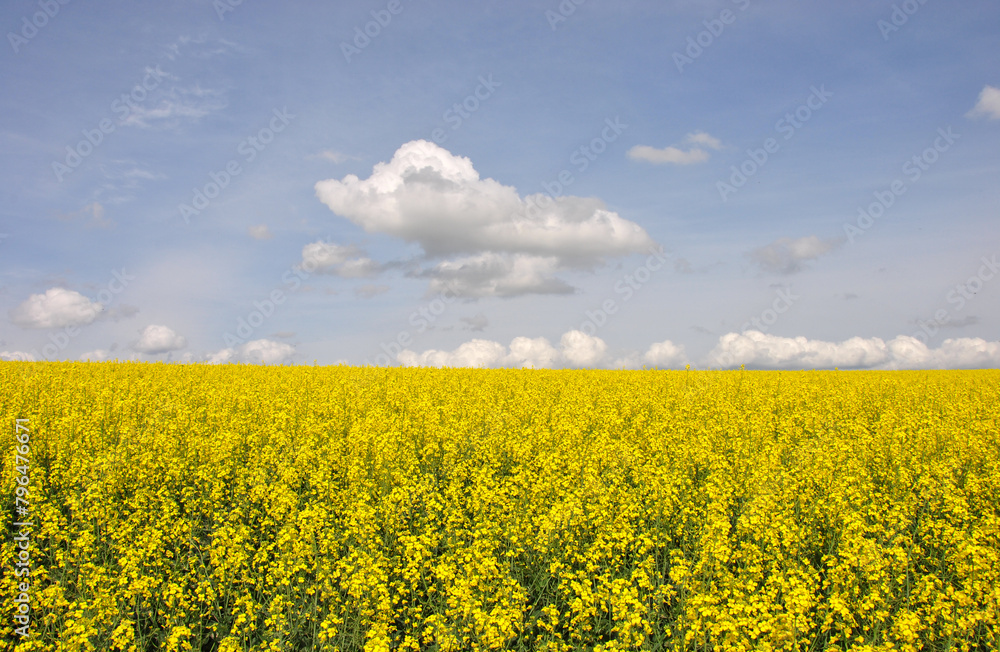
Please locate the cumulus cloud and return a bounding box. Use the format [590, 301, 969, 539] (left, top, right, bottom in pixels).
[315, 140, 656, 297]
[1, 351, 35, 361]
[299, 241, 380, 277]
[132, 325, 187, 354]
[422, 253, 574, 298]
[643, 340, 688, 367]
[397, 330, 610, 369]
[749, 235, 843, 274]
[10, 288, 103, 329]
[249, 224, 273, 240]
[628, 131, 723, 165]
[706, 331, 1000, 370]
[207, 339, 295, 365]
[967, 85, 1000, 120]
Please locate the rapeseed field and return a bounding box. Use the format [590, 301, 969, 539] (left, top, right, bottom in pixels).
[1, 362, 998, 651]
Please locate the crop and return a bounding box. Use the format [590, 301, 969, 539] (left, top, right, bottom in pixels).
[2, 362, 998, 651]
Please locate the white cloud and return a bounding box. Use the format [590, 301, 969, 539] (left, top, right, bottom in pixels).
[398, 339, 507, 368]
[132, 324, 187, 354]
[967, 85, 1000, 120]
[504, 336, 560, 368]
[315, 140, 656, 297]
[10, 288, 103, 329]
[312, 149, 356, 163]
[559, 330, 608, 368]
[424, 253, 573, 298]
[627, 131, 723, 165]
[249, 224, 273, 240]
[643, 340, 688, 368]
[299, 241, 380, 277]
[706, 331, 1000, 370]
[80, 349, 111, 361]
[749, 235, 842, 274]
[1, 351, 35, 361]
[207, 339, 295, 365]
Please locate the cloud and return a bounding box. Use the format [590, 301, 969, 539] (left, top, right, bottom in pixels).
[132, 324, 187, 354]
[80, 349, 111, 361]
[100, 304, 140, 322]
[207, 339, 295, 365]
[1, 351, 34, 361]
[749, 235, 843, 274]
[559, 330, 608, 367]
[421, 253, 574, 298]
[315, 140, 656, 297]
[249, 224, 273, 240]
[10, 288, 103, 329]
[627, 131, 723, 165]
[397, 330, 609, 369]
[311, 149, 357, 163]
[299, 241, 380, 277]
[355, 284, 390, 299]
[643, 340, 688, 367]
[460, 313, 489, 331]
[706, 331, 1000, 369]
[967, 85, 1000, 120]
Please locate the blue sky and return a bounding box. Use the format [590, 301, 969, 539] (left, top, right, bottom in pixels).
[2, 0, 998, 368]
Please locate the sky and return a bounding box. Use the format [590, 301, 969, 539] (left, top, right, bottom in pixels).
[1, 0, 999, 369]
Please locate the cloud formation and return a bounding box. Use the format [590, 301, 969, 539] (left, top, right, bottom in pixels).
[749, 235, 843, 274]
[967, 85, 1000, 120]
[132, 324, 187, 354]
[10, 288, 102, 329]
[207, 339, 295, 365]
[707, 331, 1000, 370]
[628, 131, 723, 165]
[315, 140, 657, 297]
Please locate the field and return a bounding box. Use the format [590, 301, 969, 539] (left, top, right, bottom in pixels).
[2, 362, 999, 652]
